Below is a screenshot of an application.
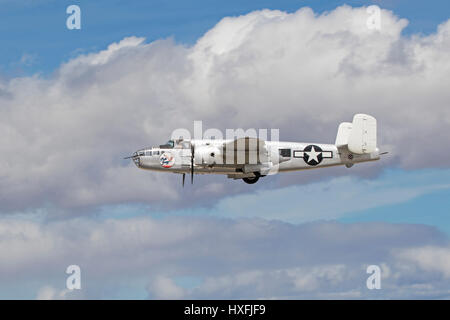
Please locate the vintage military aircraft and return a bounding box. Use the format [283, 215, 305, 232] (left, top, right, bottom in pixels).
[125, 114, 385, 185]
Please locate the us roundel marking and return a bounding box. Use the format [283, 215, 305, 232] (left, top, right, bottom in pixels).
[303, 145, 323, 166]
[160, 152, 175, 168]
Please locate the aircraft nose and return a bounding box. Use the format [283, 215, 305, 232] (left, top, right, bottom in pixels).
[132, 151, 140, 167]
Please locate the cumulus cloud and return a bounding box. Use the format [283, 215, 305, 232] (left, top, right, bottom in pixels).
[1, 5, 450, 213]
[147, 276, 186, 299]
[0, 215, 448, 299]
[36, 286, 82, 300]
[36, 286, 65, 300]
[396, 246, 450, 278]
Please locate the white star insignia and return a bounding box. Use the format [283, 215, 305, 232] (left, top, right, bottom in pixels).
[305, 146, 321, 163]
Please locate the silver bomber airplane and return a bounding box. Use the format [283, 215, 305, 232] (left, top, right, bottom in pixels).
[125, 114, 386, 185]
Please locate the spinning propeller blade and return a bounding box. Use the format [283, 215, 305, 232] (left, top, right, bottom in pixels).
[191, 143, 194, 184]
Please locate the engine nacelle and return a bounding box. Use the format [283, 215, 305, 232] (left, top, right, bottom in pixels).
[194, 146, 222, 166]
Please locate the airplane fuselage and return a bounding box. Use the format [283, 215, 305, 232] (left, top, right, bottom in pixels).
[126, 114, 382, 184]
[133, 139, 380, 178]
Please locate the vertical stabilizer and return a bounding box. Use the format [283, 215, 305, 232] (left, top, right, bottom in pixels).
[347, 114, 377, 154]
[335, 122, 353, 146]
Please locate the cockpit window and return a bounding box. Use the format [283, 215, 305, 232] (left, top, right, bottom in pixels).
[138, 151, 145, 156]
[159, 140, 174, 149]
[145, 150, 152, 156]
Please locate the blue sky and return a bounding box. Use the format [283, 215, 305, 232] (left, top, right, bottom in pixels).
[342, 183, 450, 234]
[1, 0, 450, 76]
[1, 0, 450, 299]
[101, 168, 450, 236]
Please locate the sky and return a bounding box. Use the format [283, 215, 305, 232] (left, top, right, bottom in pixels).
[1, 0, 450, 76]
[0, 0, 450, 299]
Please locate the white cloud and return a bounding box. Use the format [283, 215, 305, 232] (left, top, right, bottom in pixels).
[36, 286, 64, 300]
[0, 214, 449, 299]
[396, 246, 450, 278]
[147, 276, 185, 299]
[1, 6, 450, 213]
[187, 265, 361, 299]
[36, 285, 82, 300]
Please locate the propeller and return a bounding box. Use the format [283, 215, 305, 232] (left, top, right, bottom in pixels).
[123, 155, 136, 160]
[181, 143, 194, 187]
[191, 143, 195, 184]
